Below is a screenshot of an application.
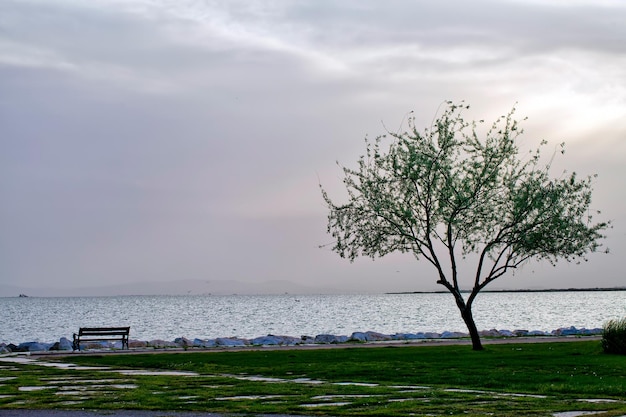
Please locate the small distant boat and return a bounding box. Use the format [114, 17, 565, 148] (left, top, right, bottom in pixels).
[18, 294, 28, 298]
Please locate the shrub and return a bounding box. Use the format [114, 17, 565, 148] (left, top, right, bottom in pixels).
[601, 317, 626, 354]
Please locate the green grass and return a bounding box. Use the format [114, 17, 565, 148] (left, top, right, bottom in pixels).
[602, 317, 626, 354]
[1, 341, 625, 416]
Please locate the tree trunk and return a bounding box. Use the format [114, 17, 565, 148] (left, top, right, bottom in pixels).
[461, 306, 483, 351]
[441, 284, 484, 350]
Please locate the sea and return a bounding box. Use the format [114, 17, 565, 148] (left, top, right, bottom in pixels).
[1, 291, 625, 345]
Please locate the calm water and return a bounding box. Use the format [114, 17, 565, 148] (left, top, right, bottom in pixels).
[1, 292, 625, 344]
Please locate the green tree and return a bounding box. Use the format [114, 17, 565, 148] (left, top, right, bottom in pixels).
[321, 102, 609, 350]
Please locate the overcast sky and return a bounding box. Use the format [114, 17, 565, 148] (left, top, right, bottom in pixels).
[1, 0, 625, 295]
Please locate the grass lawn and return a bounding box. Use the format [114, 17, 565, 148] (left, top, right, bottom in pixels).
[1, 340, 624, 416]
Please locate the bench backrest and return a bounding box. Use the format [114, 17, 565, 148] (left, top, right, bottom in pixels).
[79, 327, 130, 336]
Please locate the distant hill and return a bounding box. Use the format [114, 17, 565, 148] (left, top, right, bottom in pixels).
[388, 287, 626, 294]
[0, 279, 343, 298]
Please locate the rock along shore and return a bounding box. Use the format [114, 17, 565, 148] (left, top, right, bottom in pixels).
[0, 326, 603, 354]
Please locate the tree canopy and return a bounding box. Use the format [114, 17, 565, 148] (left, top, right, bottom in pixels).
[321, 102, 609, 350]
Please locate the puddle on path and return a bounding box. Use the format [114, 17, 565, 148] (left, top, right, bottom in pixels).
[229, 374, 325, 384]
[215, 395, 285, 401]
[498, 392, 548, 399]
[446, 388, 547, 399]
[553, 412, 603, 417]
[300, 402, 351, 407]
[229, 375, 286, 383]
[57, 384, 138, 390]
[292, 377, 324, 384]
[313, 394, 381, 400]
[0, 357, 109, 371]
[389, 397, 431, 403]
[334, 381, 379, 387]
[55, 390, 103, 396]
[43, 378, 131, 384]
[18, 386, 55, 392]
[0, 358, 32, 364]
[578, 399, 620, 403]
[113, 370, 198, 376]
[59, 400, 83, 405]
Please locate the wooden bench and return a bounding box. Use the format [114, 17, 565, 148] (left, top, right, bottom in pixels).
[72, 327, 130, 351]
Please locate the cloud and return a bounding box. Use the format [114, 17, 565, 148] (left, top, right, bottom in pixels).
[1, 0, 624, 292]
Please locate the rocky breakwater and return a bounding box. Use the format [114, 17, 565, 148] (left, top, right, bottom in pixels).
[0, 326, 603, 354]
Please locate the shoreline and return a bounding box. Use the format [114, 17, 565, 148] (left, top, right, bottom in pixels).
[2, 326, 604, 356]
[25, 335, 603, 358]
